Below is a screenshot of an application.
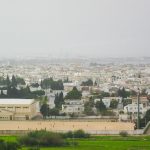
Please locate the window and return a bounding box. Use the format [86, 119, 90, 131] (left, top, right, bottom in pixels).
[15, 107, 21, 108]
[23, 107, 28, 109]
[0, 107, 5, 109]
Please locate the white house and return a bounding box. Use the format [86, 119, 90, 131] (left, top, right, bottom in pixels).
[102, 98, 111, 108]
[47, 94, 55, 109]
[124, 103, 148, 114]
[63, 82, 76, 92]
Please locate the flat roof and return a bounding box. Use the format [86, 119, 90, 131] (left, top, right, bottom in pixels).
[0, 99, 35, 105]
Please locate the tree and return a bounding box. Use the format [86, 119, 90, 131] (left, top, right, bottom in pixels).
[31, 90, 45, 97]
[11, 75, 17, 88]
[16, 76, 26, 85]
[81, 79, 93, 86]
[0, 75, 47, 99]
[84, 98, 95, 115]
[41, 78, 64, 90]
[10, 87, 18, 98]
[138, 74, 141, 78]
[0, 90, 5, 98]
[54, 92, 64, 109]
[41, 78, 52, 89]
[40, 103, 49, 118]
[65, 87, 82, 100]
[19, 130, 66, 147]
[141, 89, 147, 97]
[110, 100, 118, 109]
[117, 87, 128, 98]
[140, 109, 150, 128]
[95, 100, 106, 112]
[130, 90, 137, 96]
[6, 75, 11, 87]
[94, 81, 97, 86]
[49, 108, 59, 116]
[0, 76, 7, 86]
[101, 91, 110, 97]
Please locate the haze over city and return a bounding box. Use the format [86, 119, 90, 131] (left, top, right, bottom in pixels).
[0, 1, 150, 149]
[0, 0, 150, 58]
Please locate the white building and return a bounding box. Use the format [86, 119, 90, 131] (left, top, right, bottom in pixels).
[30, 86, 41, 92]
[102, 98, 111, 108]
[47, 94, 55, 109]
[82, 91, 90, 97]
[63, 82, 76, 92]
[124, 103, 147, 114]
[62, 99, 84, 114]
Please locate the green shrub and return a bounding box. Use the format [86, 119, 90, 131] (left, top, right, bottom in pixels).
[7, 141, 21, 150]
[19, 130, 66, 147]
[0, 140, 20, 150]
[119, 131, 128, 137]
[0, 140, 7, 150]
[19, 136, 38, 146]
[64, 130, 90, 138]
[74, 130, 90, 138]
[64, 131, 73, 138]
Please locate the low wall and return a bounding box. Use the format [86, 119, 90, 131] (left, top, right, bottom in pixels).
[85, 130, 144, 135]
[0, 130, 29, 135]
[0, 129, 144, 135]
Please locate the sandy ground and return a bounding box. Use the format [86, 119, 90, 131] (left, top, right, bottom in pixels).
[0, 121, 135, 131]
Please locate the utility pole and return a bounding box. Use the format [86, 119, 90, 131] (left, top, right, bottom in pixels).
[137, 88, 140, 129]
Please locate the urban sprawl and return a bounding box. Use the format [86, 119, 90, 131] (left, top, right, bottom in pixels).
[0, 58, 150, 133]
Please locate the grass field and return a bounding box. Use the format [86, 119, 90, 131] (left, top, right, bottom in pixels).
[1, 136, 150, 150]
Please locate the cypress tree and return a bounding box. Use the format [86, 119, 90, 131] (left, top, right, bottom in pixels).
[11, 75, 17, 87]
[6, 75, 11, 87]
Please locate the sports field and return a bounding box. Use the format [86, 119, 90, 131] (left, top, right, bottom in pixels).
[0, 121, 134, 132]
[1, 136, 150, 150]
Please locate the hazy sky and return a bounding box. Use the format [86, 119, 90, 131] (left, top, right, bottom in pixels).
[0, 0, 150, 58]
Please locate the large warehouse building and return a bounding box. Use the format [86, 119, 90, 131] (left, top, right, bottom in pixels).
[0, 99, 39, 120]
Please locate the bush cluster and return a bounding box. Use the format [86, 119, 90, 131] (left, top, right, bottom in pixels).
[19, 130, 66, 147]
[0, 140, 20, 150]
[0, 130, 90, 149]
[64, 130, 90, 138]
[119, 131, 128, 137]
